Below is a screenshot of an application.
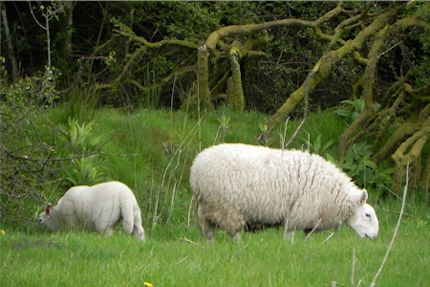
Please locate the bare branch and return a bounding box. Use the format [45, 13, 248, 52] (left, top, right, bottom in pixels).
[28, 2, 46, 31]
[1, 144, 101, 163]
[114, 29, 199, 49]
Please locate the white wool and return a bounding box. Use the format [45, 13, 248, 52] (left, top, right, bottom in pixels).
[39, 181, 145, 240]
[190, 143, 379, 240]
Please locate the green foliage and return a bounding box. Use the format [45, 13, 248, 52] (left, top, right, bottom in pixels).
[65, 118, 101, 151]
[335, 98, 366, 123]
[0, 67, 62, 229]
[328, 143, 394, 197]
[300, 133, 335, 156]
[61, 119, 105, 186]
[64, 158, 105, 187]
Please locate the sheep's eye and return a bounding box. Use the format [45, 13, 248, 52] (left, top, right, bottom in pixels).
[365, 213, 371, 218]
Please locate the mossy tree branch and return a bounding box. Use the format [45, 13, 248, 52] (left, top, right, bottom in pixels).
[113, 28, 199, 49]
[261, 5, 402, 141]
[373, 104, 430, 163]
[338, 13, 420, 159]
[196, 2, 346, 112]
[391, 119, 430, 193]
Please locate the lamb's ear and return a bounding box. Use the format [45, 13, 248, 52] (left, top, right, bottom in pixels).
[360, 189, 368, 204]
[45, 204, 53, 215]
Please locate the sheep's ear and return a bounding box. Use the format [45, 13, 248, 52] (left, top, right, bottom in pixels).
[360, 189, 368, 204]
[45, 204, 53, 215]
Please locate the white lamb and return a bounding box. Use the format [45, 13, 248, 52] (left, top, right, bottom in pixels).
[39, 181, 145, 240]
[190, 143, 379, 241]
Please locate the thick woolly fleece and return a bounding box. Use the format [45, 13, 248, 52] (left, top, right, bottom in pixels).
[190, 143, 369, 238]
[39, 181, 145, 240]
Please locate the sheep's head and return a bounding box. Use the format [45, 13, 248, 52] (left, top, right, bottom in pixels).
[38, 204, 59, 231]
[348, 193, 379, 239]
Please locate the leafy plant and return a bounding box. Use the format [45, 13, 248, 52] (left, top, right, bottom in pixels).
[335, 98, 366, 123]
[65, 158, 105, 186]
[66, 118, 101, 151]
[336, 98, 381, 123]
[214, 114, 230, 143]
[300, 133, 335, 156]
[60, 118, 105, 186]
[328, 142, 394, 196]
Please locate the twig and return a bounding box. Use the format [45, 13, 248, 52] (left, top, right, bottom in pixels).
[380, 40, 403, 57]
[284, 117, 306, 148]
[280, 117, 290, 150]
[1, 144, 101, 162]
[321, 232, 335, 244]
[305, 218, 322, 240]
[370, 164, 409, 287]
[284, 79, 309, 148]
[28, 3, 46, 31]
[351, 248, 356, 287]
[187, 196, 195, 228]
[179, 237, 198, 245]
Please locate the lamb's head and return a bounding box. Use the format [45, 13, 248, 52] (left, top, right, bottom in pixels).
[38, 204, 60, 231]
[348, 201, 379, 239]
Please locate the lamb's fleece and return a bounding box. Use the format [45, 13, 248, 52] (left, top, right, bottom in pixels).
[39, 181, 145, 240]
[190, 143, 379, 240]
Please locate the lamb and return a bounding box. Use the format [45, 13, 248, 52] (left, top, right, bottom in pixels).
[190, 143, 379, 241]
[39, 181, 145, 240]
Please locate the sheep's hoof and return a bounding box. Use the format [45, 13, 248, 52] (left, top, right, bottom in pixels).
[232, 233, 241, 243]
[284, 231, 293, 240]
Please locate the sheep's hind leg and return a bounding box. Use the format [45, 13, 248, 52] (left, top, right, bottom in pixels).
[197, 204, 216, 241]
[218, 209, 245, 243]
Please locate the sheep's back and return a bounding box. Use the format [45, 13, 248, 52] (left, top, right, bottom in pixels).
[190, 144, 357, 224]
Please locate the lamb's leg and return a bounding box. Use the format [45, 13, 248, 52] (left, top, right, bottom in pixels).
[132, 205, 145, 241]
[93, 205, 120, 236]
[100, 227, 114, 237]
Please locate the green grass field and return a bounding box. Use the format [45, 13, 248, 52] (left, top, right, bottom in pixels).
[1, 107, 429, 286]
[1, 202, 429, 287]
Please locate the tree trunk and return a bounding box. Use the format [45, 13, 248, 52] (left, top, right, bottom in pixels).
[1, 5, 18, 81]
[56, 1, 75, 62]
[228, 47, 245, 111]
[196, 45, 213, 111]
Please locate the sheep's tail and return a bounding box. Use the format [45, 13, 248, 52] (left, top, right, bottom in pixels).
[120, 200, 135, 235]
[132, 205, 145, 241]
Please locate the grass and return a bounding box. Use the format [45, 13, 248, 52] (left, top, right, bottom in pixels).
[1, 105, 429, 286]
[1, 202, 429, 286]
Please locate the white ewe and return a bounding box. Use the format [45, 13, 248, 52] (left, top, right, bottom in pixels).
[190, 143, 379, 241]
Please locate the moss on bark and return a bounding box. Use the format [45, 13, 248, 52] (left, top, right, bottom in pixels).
[228, 47, 245, 111]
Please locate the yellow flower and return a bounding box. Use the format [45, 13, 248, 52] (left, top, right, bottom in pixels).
[0, 229, 5, 236]
[144, 282, 153, 287]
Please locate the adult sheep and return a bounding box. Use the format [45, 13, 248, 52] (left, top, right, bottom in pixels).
[190, 143, 379, 241]
[39, 181, 145, 240]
